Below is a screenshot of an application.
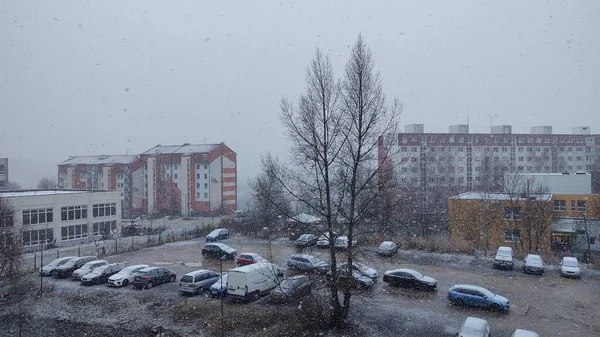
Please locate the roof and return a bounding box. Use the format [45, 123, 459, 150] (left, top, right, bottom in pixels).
[141, 144, 219, 156]
[450, 284, 493, 295]
[451, 192, 552, 201]
[60, 155, 138, 166]
[459, 317, 489, 335]
[184, 269, 211, 276]
[0, 189, 107, 198]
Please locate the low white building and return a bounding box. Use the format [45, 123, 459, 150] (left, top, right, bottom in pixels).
[0, 189, 121, 250]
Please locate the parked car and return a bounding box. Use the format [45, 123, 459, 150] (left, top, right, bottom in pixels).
[560, 256, 581, 278]
[331, 268, 374, 289]
[80, 263, 124, 286]
[202, 243, 237, 260]
[133, 267, 177, 289]
[53, 256, 96, 278]
[337, 262, 378, 279]
[295, 234, 318, 247]
[287, 254, 329, 274]
[179, 269, 220, 295]
[334, 236, 357, 249]
[511, 329, 539, 337]
[493, 246, 514, 270]
[71, 260, 108, 280]
[456, 317, 491, 337]
[40, 256, 76, 276]
[270, 275, 312, 303]
[227, 263, 283, 301]
[206, 228, 229, 242]
[209, 273, 229, 297]
[108, 264, 149, 287]
[447, 284, 510, 311]
[383, 268, 437, 291]
[378, 241, 398, 256]
[522, 254, 544, 275]
[316, 234, 332, 248]
[236, 253, 267, 267]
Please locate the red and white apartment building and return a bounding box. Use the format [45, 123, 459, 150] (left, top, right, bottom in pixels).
[58, 143, 237, 218]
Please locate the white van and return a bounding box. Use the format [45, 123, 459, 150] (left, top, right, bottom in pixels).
[227, 263, 283, 301]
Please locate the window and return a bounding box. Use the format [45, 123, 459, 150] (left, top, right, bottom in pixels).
[204, 193, 208, 198]
[554, 200, 566, 211]
[411, 147, 418, 152]
[0, 164, 4, 174]
[204, 173, 208, 179]
[61, 206, 87, 221]
[401, 147, 407, 152]
[92, 203, 117, 217]
[60, 224, 88, 241]
[204, 183, 208, 188]
[504, 229, 521, 243]
[92, 220, 117, 236]
[504, 207, 521, 220]
[174, 173, 178, 179]
[22, 228, 53, 247]
[518, 157, 523, 162]
[23, 208, 54, 225]
[577, 200, 586, 212]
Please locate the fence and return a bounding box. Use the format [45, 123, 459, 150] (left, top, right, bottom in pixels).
[23, 222, 219, 274]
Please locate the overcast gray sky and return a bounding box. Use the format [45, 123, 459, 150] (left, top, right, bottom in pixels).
[1, 1, 599, 191]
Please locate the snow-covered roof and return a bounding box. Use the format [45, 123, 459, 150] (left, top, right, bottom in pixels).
[451, 192, 552, 201]
[60, 155, 138, 166]
[0, 189, 89, 198]
[141, 144, 218, 156]
[288, 213, 321, 223]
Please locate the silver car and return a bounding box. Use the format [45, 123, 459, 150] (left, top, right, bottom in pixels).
[522, 254, 544, 275]
[179, 269, 220, 295]
[40, 256, 76, 276]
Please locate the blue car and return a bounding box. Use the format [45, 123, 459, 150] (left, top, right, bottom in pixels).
[447, 284, 510, 311]
[209, 273, 228, 297]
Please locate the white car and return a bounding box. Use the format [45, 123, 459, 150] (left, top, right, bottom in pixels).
[334, 236, 357, 249]
[108, 264, 150, 287]
[512, 329, 539, 337]
[560, 256, 581, 278]
[337, 261, 378, 279]
[457, 317, 490, 337]
[378, 241, 398, 256]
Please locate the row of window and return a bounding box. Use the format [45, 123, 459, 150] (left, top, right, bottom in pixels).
[92, 203, 117, 217]
[553, 200, 586, 212]
[22, 228, 54, 246]
[61, 205, 87, 221]
[23, 208, 54, 225]
[401, 135, 589, 145]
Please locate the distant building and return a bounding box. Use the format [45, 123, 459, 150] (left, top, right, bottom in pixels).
[381, 124, 600, 191]
[0, 189, 121, 251]
[58, 143, 237, 217]
[0, 158, 7, 189]
[505, 172, 592, 194]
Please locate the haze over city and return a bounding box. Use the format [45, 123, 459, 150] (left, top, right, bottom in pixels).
[1, 0, 599, 192]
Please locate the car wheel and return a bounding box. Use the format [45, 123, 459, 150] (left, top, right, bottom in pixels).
[252, 291, 261, 301]
[122, 279, 129, 287]
[170, 275, 176, 283]
[146, 282, 154, 289]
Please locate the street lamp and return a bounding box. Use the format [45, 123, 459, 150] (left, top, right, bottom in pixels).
[219, 255, 226, 337]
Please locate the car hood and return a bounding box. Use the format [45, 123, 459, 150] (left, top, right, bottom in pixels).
[81, 272, 99, 279]
[362, 268, 378, 279]
[73, 269, 90, 276]
[109, 273, 125, 280]
[41, 266, 55, 271]
[526, 261, 543, 268]
[421, 276, 437, 285]
[492, 294, 509, 304]
[561, 265, 580, 273]
[495, 255, 512, 261]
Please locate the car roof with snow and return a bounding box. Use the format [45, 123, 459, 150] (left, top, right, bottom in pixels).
[206, 243, 236, 253]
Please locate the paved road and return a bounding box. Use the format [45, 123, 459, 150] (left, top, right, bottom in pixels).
[35, 235, 600, 336]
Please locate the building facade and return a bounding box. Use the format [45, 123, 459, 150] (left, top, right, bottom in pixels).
[383, 124, 600, 191]
[0, 189, 121, 251]
[58, 143, 237, 217]
[448, 192, 600, 254]
[0, 158, 7, 189]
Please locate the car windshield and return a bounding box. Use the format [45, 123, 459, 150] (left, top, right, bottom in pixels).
[563, 259, 578, 267]
[527, 255, 542, 263]
[181, 275, 194, 282]
[92, 266, 108, 274]
[46, 259, 65, 267]
[479, 288, 494, 298]
[408, 270, 424, 279]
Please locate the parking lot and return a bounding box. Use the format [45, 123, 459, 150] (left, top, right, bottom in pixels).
[12, 234, 600, 337]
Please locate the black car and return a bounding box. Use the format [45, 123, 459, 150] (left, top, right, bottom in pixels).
[206, 228, 229, 242]
[53, 256, 97, 279]
[270, 275, 312, 303]
[202, 243, 237, 260]
[133, 267, 177, 289]
[383, 268, 437, 291]
[80, 263, 124, 286]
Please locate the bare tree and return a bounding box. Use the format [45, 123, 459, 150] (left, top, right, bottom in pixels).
[0, 198, 21, 286]
[4, 181, 22, 190]
[248, 158, 292, 233]
[264, 36, 400, 327]
[37, 176, 57, 189]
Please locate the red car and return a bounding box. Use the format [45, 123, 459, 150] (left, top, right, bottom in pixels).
[236, 253, 267, 267]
